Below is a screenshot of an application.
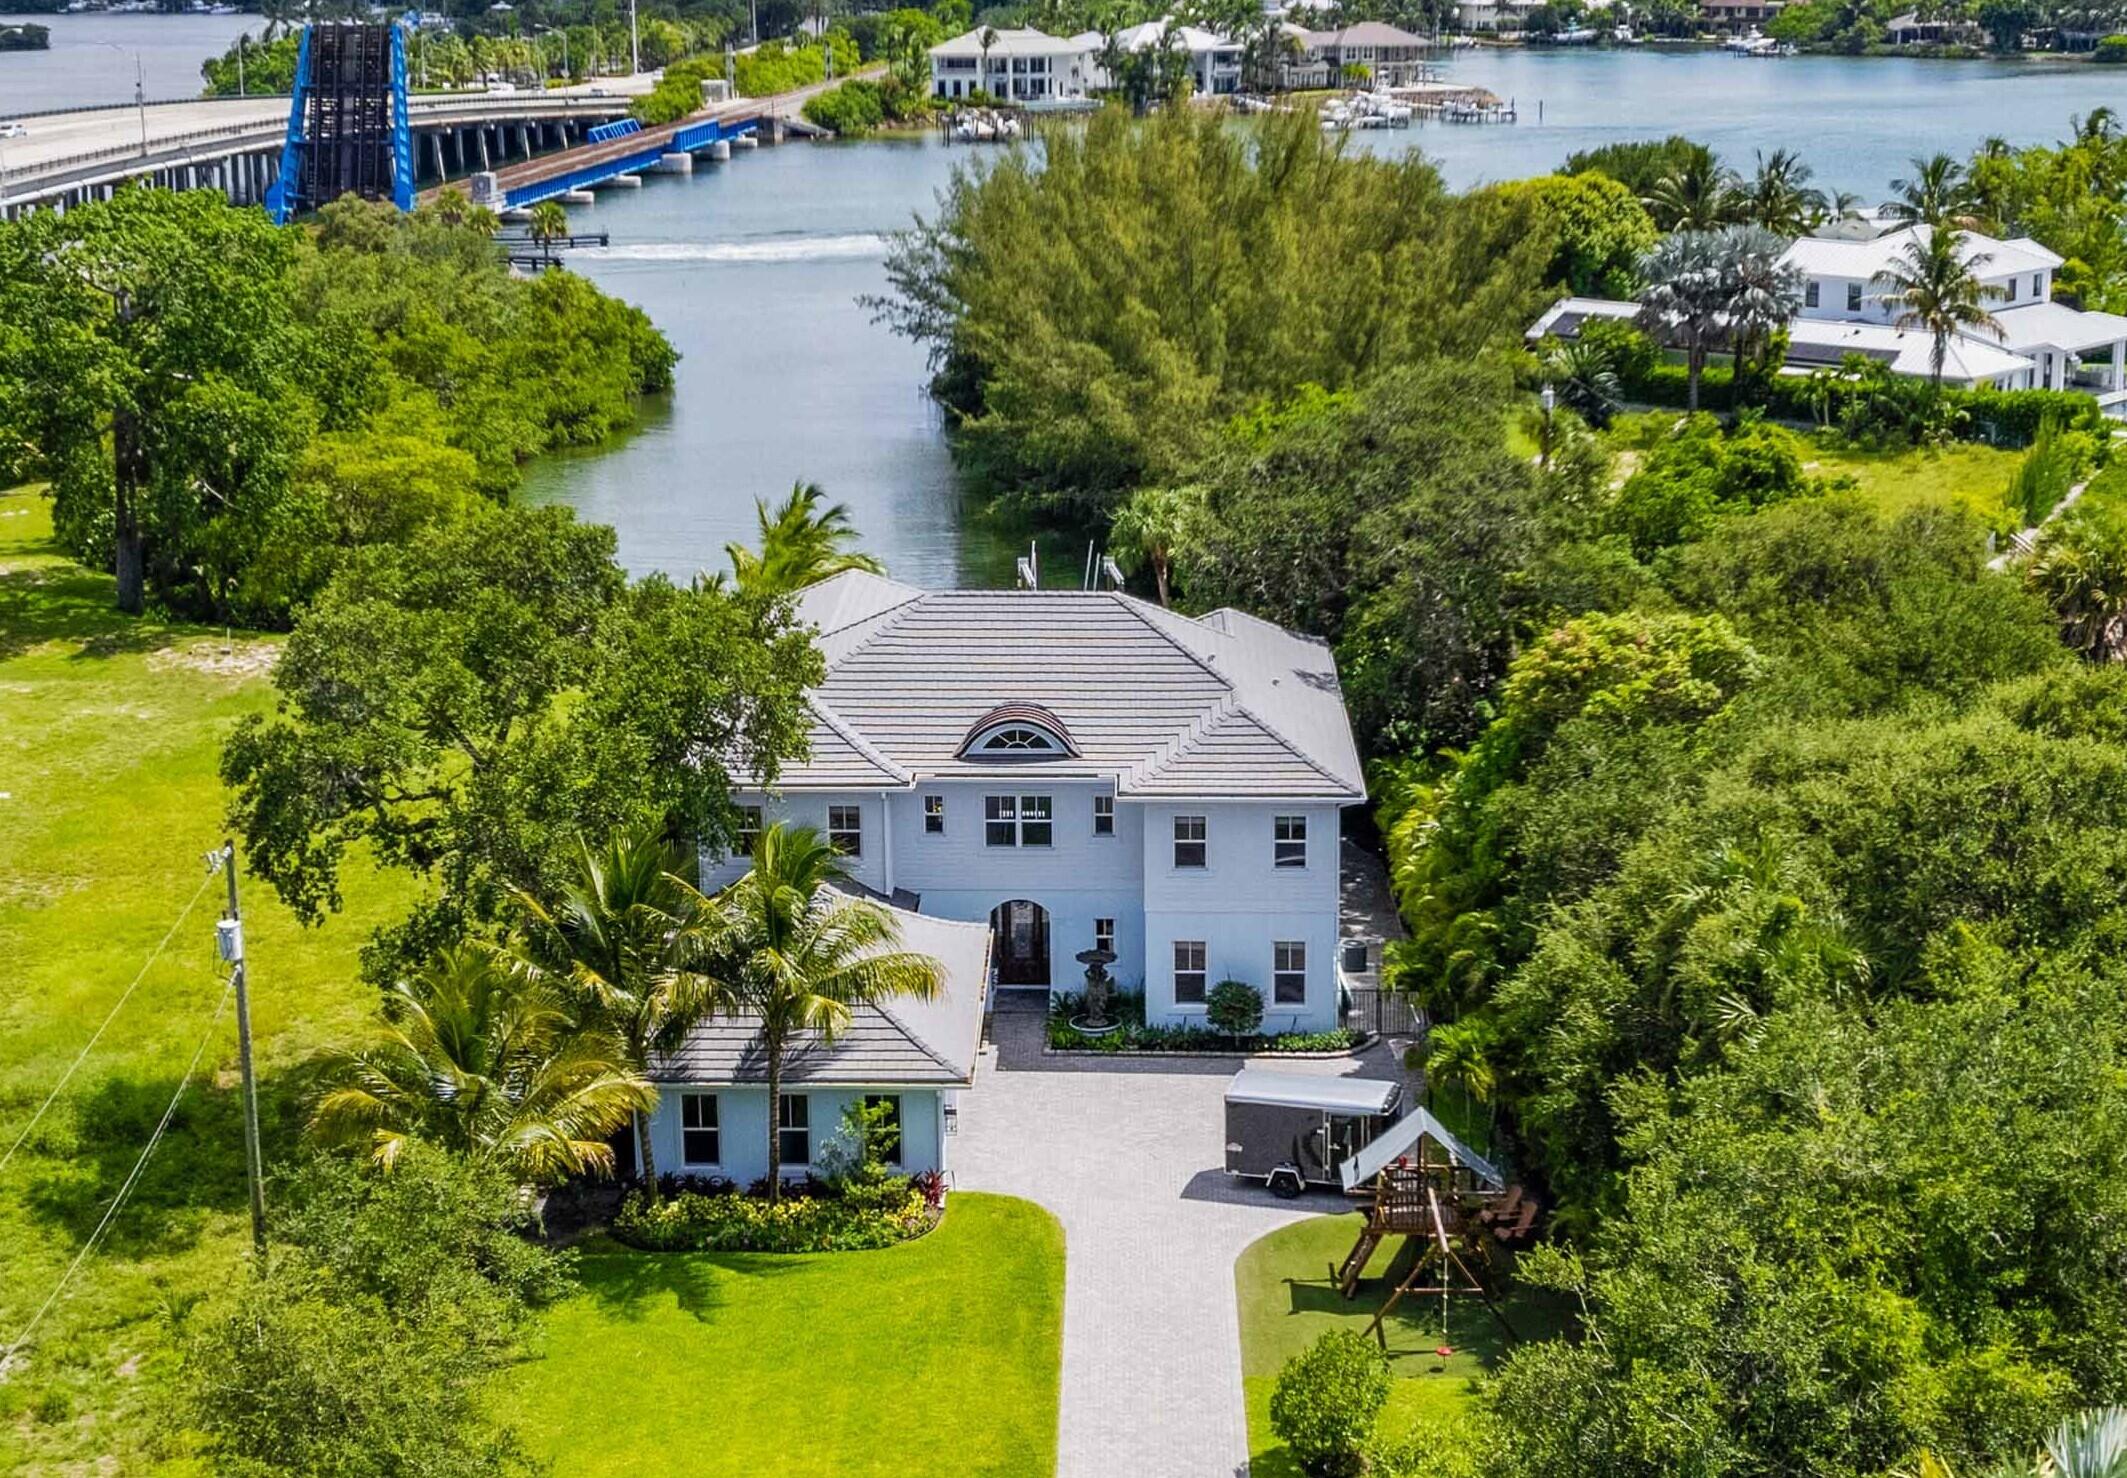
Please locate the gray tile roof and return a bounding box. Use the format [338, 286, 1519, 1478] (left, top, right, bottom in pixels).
[651, 904, 991, 1088]
[767, 576, 1366, 801]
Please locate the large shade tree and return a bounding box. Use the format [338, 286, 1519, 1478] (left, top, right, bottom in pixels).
[0, 188, 306, 616]
[710, 824, 944, 1202]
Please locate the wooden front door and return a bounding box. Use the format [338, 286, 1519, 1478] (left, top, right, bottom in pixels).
[991, 900, 1050, 987]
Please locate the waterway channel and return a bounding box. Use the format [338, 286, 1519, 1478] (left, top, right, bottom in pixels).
[524, 49, 2127, 588]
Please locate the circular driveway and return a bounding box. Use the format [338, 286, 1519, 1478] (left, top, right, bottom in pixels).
[952, 995, 1414, 1478]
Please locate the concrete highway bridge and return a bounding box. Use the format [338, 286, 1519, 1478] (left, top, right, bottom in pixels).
[0, 80, 664, 220]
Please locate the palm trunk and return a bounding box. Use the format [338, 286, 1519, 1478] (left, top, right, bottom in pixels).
[764, 1033, 782, 1205]
[1153, 553, 1170, 608]
[1687, 344, 1705, 413]
[636, 1109, 660, 1202]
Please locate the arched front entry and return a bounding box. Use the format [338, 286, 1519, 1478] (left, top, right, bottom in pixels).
[989, 900, 1051, 988]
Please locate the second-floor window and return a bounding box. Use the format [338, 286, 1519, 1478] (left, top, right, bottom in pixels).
[924, 795, 945, 835]
[681, 1093, 719, 1165]
[1093, 794, 1114, 836]
[1174, 940, 1207, 1004]
[735, 805, 762, 856]
[1274, 815, 1307, 868]
[2033, 272, 2044, 298]
[1174, 815, 1207, 868]
[985, 795, 1053, 847]
[828, 805, 862, 857]
[1846, 282, 1863, 312]
[2006, 275, 2018, 301]
[1804, 280, 1820, 308]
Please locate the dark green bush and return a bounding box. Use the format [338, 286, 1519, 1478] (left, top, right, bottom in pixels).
[2093, 32, 2127, 60]
[803, 78, 889, 135]
[1269, 1330, 1393, 1477]
[613, 1180, 932, 1252]
[1206, 979, 1265, 1039]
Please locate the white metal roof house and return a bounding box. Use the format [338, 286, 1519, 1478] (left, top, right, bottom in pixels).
[642, 898, 992, 1187]
[704, 572, 1367, 1038]
[927, 26, 1101, 103]
[1528, 224, 2127, 412]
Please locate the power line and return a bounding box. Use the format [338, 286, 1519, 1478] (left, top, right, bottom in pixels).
[0, 870, 219, 1179]
[0, 977, 235, 1375]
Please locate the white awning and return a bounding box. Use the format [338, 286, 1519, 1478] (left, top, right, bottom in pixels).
[1224, 1068, 1401, 1115]
[1338, 1106, 1504, 1192]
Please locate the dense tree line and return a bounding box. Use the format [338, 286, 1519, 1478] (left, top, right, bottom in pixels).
[0, 189, 672, 624]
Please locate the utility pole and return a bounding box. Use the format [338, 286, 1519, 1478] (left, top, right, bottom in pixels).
[134, 51, 147, 157]
[629, 0, 640, 78]
[237, 34, 246, 98]
[213, 841, 268, 1260]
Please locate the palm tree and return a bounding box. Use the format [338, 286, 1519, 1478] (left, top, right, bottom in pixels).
[1885, 152, 1973, 227]
[725, 481, 885, 595]
[711, 824, 944, 1202]
[1540, 335, 1624, 427]
[1107, 484, 1205, 606]
[1637, 229, 1729, 411]
[309, 946, 653, 1184]
[1712, 222, 1806, 380]
[1421, 1017, 1497, 1141]
[1872, 226, 2005, 387]
[514, 826, 725, 1199]
[528, 199, 569, 266]
[1741, 148, 1827, 237]
[2043, 1406, 2127, 1478]
[978, 24, 999, 96]
[1643, 154, 1740, 232]
[2029, 510, 2127, 663]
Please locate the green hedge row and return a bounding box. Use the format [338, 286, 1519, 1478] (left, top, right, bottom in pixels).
[613, 1180, 933, 1252]
[1620, 360, 2104, 447]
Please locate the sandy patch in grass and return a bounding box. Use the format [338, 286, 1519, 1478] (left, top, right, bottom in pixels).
[147, 639, 281, 680]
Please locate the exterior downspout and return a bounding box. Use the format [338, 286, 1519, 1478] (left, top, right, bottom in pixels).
[881, 790, 895, 897]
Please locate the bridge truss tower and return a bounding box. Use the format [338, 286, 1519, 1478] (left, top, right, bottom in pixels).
[265, 22, 414, 225]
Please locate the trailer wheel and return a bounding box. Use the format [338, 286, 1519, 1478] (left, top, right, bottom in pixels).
[1266, 1165, 1306, 1200]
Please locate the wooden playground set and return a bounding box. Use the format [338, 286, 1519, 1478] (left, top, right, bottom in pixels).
[1331, 1124, 1542, 1350]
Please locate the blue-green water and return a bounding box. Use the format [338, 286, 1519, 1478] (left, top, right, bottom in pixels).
[514, 51, 2127, 588]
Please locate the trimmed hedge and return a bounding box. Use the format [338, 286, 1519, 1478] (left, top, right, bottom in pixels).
[1046, 990, 1360, 1054]
[613, 1176, 936, 1253]
[1618, 358, 2102, 446]
[2093, 34, 2127, 62]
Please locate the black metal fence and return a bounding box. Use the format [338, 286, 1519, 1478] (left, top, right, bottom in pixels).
[1342, 983, 1424, 1041]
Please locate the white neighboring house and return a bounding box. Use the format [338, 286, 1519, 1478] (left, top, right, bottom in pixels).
[703, 572, 1368, 1036]
[1107, 19, 1245, 95]
[927, 25, 1101, 102]
[1456, 0, 1546, 31]
[643, 900, 991, 1188]
[1527, 223, 2127, 412]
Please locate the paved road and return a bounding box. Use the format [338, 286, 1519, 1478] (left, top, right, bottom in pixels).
[954, 995, 1416, 1478]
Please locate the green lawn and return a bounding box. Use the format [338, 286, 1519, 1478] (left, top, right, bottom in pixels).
[492, 1192, 1064, 1477]
[1801, 441, 2023, 527]
[1236, 1212, 1571, 1477]
[0, 486, 411, 1473]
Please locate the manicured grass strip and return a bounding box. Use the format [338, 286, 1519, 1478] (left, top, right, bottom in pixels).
[0, 485, 410, 1472]
[494, 1192, 1064, 1478]
[1235, 1211, 1571, 1477]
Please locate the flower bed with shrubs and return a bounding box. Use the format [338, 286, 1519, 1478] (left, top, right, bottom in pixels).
[613, 1170, 943, 1254]
[1046, 989, 1362, 1056]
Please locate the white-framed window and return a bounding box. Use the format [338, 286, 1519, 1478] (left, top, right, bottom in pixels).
[984, 794, 1053, 846]
[1846, 282, 1862, 312]
[862, 1093, 903, 1166]
[681, 1092, 719, 1166]
[778, 1093, 810, 1167]
[1274, 815, 1307, 869]
[1093, 794, 1114, 837]
[1173, 814, 1207, 868]
[735, 805, 762, 856]
[1804, 280, 1819, 309]
[2033, 272, 2044, 298]
[2006, 275, 2018, 302]
[1273, 941, 1307, 1005]
[1095, 917, 1115, 954]
[924, 794, 945, 835]
[1174, 940, 1208, 1004]
[980, 725, 1059, 752]
[828, 805, 861, 857]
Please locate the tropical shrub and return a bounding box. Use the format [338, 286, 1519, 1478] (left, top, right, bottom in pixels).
[1269, 1330, 1393, 1477]
[1206, 980, 1265, 1040]
[803, 78, 890, 134]
[2091, 32, 2127, 60]
[2002, 412, 2092, 526]
[612, 1178, 934, 1252]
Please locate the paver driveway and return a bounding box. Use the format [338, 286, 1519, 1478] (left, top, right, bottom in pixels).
[952, 994, 1415, 1478]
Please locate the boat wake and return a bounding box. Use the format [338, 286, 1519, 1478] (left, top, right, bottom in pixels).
[576, 234, 890, 265]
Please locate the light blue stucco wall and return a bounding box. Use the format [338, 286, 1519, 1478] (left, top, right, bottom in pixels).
[647, 1084, 953, 1185]
[706, 786, 1346, 1032]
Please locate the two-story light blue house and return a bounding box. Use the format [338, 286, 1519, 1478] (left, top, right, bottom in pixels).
[706, 571, 1368, 1033]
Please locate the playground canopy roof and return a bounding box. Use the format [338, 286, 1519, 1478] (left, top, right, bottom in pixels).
[1339, 1106, 1505, 1193]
